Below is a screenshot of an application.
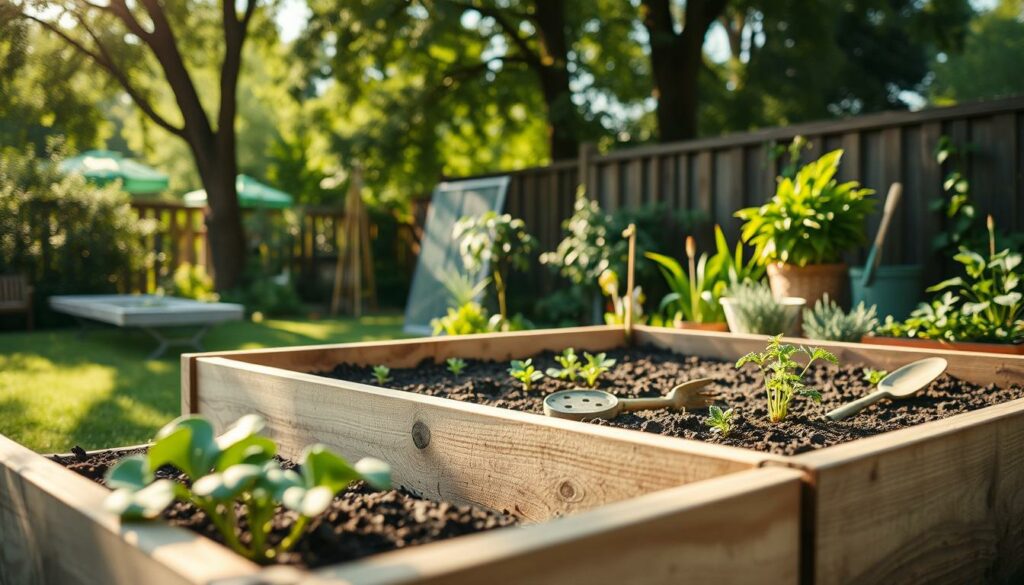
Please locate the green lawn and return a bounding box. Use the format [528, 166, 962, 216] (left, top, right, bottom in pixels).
[0, 315, 406, 453]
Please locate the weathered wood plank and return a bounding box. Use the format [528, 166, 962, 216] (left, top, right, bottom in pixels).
[301, 468, 804, 585]
[193, 356, 769, 523]
[633, 326, 1024, 387]
[0, 436, 260, 585]
[790, 397, 1024, 584]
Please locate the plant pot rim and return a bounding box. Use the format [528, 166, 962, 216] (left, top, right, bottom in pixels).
[767, 262, 849, 272]
[720, 296, 806, 307]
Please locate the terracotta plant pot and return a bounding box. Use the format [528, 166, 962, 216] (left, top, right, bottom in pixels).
[861, 335, 1024, 355]
[673, 320, 729, 332]
[767, 262, 848, 308]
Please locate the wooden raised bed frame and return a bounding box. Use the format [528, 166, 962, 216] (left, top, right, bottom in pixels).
[0, 328, 803, 585]
[183, 325, 1024, 585]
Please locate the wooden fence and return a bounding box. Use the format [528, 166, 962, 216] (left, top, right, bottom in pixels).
[128, 202, 344, 294]
[454, 96, 1024, 280]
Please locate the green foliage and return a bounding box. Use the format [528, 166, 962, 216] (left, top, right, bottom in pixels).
[801, 295, 879, 342]
[722, 281, 796, 335]
[165, 263, 218, 302]
[104, 414, 390, 563]
[705, 405, 735, 437]
[736, 336, 838, 423]
[221, 277, 304, 318]
[545, 348, 581, 381]
[445, 357, 467, 377]
[0, 146, 150, 324]
[372, 365, 392, 385]
[580, 352, 616, 388]
[454, 212, 537, 320]
[736, 150, 876, 266]
[862, 368, 888, 387]
[508, 359, 544, 391]
[430, 301, 530, 336]
[930, 136, 976, 256]
[647, 225, 763, 324]
[440, 269, 490, 308]
[769, 135, 812, 180]
[540, 187, 613, 288]
[878, 223, 1024, 343]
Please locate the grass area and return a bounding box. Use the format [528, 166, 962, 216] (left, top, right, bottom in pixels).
[0, 314, 406, 453]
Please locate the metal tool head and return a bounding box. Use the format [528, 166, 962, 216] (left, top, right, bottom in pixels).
[880, 357, 948, 398]
[543, 389, 620, 421]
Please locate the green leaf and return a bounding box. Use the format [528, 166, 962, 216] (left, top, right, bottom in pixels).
[214, 414, 265, 451]
[216, 436, 276, 471]
[105, 455, 151, 491]
[300, 445, 362, 492]
[192, 464, 263, 500]
[105, 480, 177, 520]
[993, 293, 1021, 307]
[354, 458, 392, 490]
[150, 416, 219, 480]
[925, 277, 964, 293]
[799, 388, 823, 402]
[147, 427, 195, 479]
[259, 464, 304, 501]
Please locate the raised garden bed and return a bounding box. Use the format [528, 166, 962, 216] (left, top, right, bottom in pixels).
[182, 325, 1024, 584]
[0, 332, 803, 585]
[861, 334, 1024, 355]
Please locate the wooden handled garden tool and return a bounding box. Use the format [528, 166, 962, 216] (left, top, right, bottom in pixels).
[543, 378, 717, 422]
[826, 357, 947, 420]
[860, 182, 902, 288]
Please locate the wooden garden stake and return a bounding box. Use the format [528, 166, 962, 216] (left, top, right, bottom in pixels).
[623, 223, 637, 340]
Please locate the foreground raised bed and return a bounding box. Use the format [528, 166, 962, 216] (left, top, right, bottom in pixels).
[0, 361, 802, 584]
[183, 326, 1024, 584]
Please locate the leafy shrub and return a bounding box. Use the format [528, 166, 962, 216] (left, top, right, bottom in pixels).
[878, 221, 1023, 344]
[722, 281, 796, 335]
[454, 211, 537, 320]
[802, 295, 879, 342]
[0, 146, 150, 325]
[736, 335, 838, 422]
[222, 275, 304, 317]
[105, 414, 390, 564]
[165, 263, 219, 302]
[735, 150, 875, 266]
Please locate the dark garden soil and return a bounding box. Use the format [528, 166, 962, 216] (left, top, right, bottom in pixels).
[52, 447, 518, 569]
[317, 346, 1024, 456]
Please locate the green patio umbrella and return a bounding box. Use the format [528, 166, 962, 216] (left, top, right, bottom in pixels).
[183, 174, 293, 209]
[59, 150, 170, 194]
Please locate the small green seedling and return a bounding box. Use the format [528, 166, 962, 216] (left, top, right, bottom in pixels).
[446, 357, 467, 377]
[104, 414, 390, 564]
[372, 365, 392, 384]
[579, 352, 616, 388]
[706, 405, 735, 437]
[862, 367, 888, 387]
[545, 347, 581, 381]
[736, 335, 838, 423]
[509, 358, 544, 391]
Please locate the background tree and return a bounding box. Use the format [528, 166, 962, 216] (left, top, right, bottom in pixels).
[9, 0, 263, 290]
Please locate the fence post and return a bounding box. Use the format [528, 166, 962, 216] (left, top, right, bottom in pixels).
[577, 142, 597, 198]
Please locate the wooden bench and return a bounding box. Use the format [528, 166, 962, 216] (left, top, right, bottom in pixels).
[0, 274, 33, 331]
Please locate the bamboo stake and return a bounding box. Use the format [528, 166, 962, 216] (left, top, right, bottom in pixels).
[623, 223, 637, 340]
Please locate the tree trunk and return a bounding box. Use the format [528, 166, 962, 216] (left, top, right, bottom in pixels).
[195, 147, 246, 291]
[533, 0, 579, 160]
[642, 0, 728, 143]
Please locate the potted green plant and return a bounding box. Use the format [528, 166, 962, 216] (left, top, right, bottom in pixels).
[646, 226, 763, 331]
[735, 150, 875, 307]
[868, 216, 1024, 354]
[718, 280, 805, 336]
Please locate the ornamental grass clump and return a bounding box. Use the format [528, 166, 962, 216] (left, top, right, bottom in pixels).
[105, 414, 390, 564]
[736, 335, 838, 423]
[802, 295, 879, 342]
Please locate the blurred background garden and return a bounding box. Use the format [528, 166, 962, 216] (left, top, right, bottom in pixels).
[1, 0, 1023, 451]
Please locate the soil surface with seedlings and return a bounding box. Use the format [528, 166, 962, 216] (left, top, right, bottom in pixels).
[53, 447, 518, 568]
[317, 346, 1024, 456]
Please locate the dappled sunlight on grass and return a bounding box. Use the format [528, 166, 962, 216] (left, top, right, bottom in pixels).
[0, 314, 408, 452]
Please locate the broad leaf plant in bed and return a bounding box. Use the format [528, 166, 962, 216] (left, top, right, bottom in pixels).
[736, 336, 838, 423]
[105, 414, 391, 564]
